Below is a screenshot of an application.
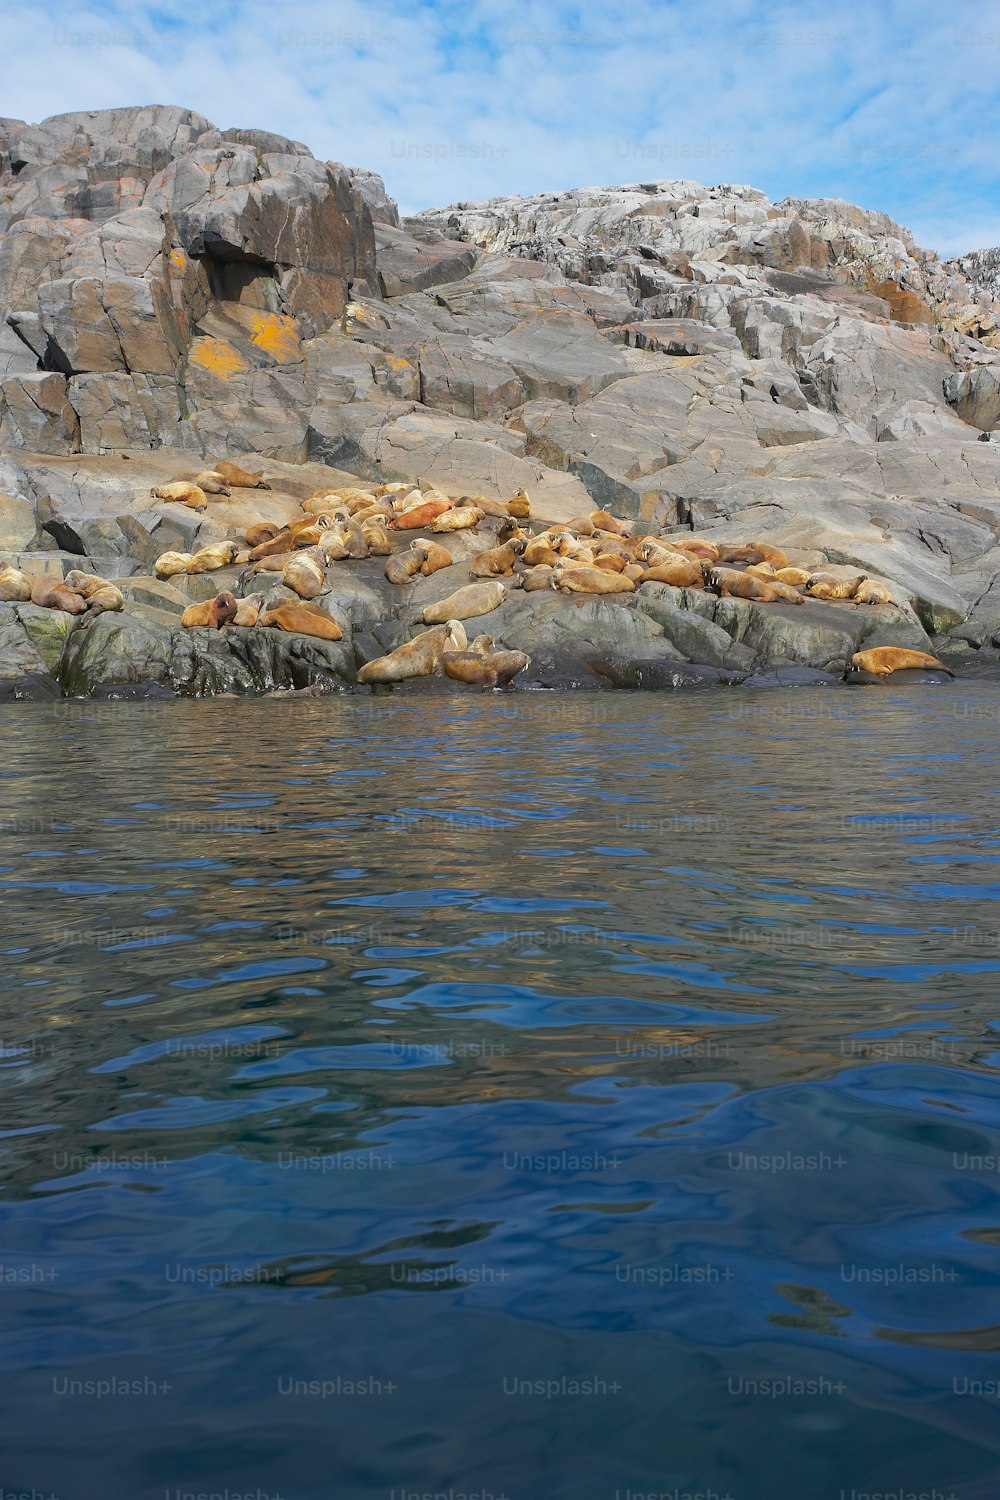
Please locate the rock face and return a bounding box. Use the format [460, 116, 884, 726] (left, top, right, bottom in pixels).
[1, 108, 999, 694]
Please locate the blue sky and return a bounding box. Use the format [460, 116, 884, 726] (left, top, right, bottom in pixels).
[3, 0, 999, 255]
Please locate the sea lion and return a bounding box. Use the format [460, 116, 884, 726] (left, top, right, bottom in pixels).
[252, 553, 291, 573]
[193, 470, 231, 495]
[432, 507, 483, 533]
[624, 563, 646, 583]
[373, 482, 412, 497]
[151, 482, 208, 510]
[231, 595, 264, 627]
[593, 554, 628, 574]
[392, 499, 452, 530]
[566, 516, 597, 536]
[212, 460, 269, 489]
[745, 562, 777, 578]
[357, 620, 468, 684]
[282, 549, 327, 600]
[422, 580, 506, 624]
[663, 538, 719, 563]
[352, 501, 394, 524]
[850, 647, 953, 677]
[414, 540, 453, 575]
[29, 577, 87, 614]
[340, 517, 369, 559]
[589, 510, 630, 537]
[718, 542, 788, 569]
[0, 563, 33, 601]
[765, 580, 805, 605]
[63, 570, 124, 616]
[520, 565, 557, 592]
[507, 488, 531, 520]
[442, 644, 531, 688]
[260, 600, 342, 641]
[708, 566, 776, 601]
[181, 590, 238, 629]
[245, 521, 282, 547]
[640, 557, 704, 588]
[189, 540, 240, 573]
[524, 536, 561, 568]
[454, 493, 507, 519]
[804, 573, 865, 601]
[774, 567, 811, 587]
[853, 580, 895, 607]
[361, 518, 392, 555]
[154, 550, 194, 579]
[469, 538, 526, 577]
[557, 564, 635, 595]
[385, 550, 423, 585]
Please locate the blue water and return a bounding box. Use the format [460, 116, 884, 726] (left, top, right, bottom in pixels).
[2, 686, 1000, 1500]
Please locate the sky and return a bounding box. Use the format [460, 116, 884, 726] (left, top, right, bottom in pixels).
[2, 0, 999, 257]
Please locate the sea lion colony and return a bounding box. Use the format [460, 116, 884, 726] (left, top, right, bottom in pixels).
[0, 469, 951, 687]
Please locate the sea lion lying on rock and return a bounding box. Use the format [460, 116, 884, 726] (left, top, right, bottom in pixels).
[194, 470, 231, 495]
[154, 551, 195, 579]
[282, 549, 326, 600]
[0, 563, 33, 601]
[640, 557, 704, 589]
[212, 460, 270, 489]
[151, 482, 208, 511]
[181, 591, 238, 629]
[469, 538, 526, 577]
[30, 577, 87, 614]
[433, 507, 483, 533]
[189, 541, 240, 573]
[260, 600, 342, 641]
[852, 580, 896, 607]
[557, 563, 634, 594]
[442, 634, 531, 689]
[422, 580, 506, 624]
[358, 621, 468, 684]
[804, 573, 866, 601]
[850, 647, 953, 678]
[64, 570, 124, 617]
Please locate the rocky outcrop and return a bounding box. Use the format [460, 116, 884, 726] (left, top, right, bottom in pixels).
[0, 109, 999, 694]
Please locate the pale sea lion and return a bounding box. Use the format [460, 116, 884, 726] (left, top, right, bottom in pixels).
[774, 567, 811, 587]
[358, 620, 468, 684]
[422, 580, 506, 624]
[853, 580, 896, 607]
[557, 564, 635, 595]
[63, 570, 124, 616]
[151, 482, 208, 511]
[260, 600, 342, 641]
[194, 470, 230, 495]
[282, 549, 326, 600]
[189, 540, 240, 573]
[507, 488, 531, 520]
[457, 494, 509, 519]
[414, 540, 453, 576]
[469, 538, 526, 577]
[432, 507, 484, 533]
[0, 563, 33, 601]
[804, 573, 866, 601]
[212, 460, 269, 489]
[850, 647, 953, 677]
[181, 590, 238, 629]
[154, 550, 194, 579]
[640, 558, 704, 589]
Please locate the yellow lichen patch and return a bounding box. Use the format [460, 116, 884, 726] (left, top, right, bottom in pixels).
[247, 311, 301, 364]
[385, 354, 412, 371]
[188, 336, 250, 381]
[169, 249, 187, 271]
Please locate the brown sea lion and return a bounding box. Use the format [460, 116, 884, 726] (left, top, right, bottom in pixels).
[385, 550, 424, 585]
[212, 460, 270, 489]
[850, 647, 953, 677]
[589, 510, 630, 537]
[708, 566, 777, 601]
[260, 600, 342, 641]
[593, 554, 628, 574]
[231, 595, 264, 627]
[519, 565, 557, 592]
[414, 540, 453, 576]
[852, 580, 896, 607]
[357, 620, 468, 684]
[640, 558, 705, 589]
[557, 564, 635, 594]
[361, 518, 392, 555]
[181, 591, 238, 629]
[524, 536, 561, 568]
[151, 482, 208, 511]
[470, 538, 527, 577]
[664, 538, 719, 563]
[442, 645, 531, 689]
[245, 521, 282, 547]
[422, 580, 506, 624]
[391, 498, 451, 530]
[0, 563, 33, 601]
[507, 488, 531, 519]
[804, 573, 866, 601]
[29, 577, 87, 614]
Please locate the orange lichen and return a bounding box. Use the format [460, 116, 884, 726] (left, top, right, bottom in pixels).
[247, 312, 301, 364]
[188, 336, 250, 380]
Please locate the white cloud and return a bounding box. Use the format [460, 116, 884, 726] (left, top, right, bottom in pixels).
[1, 0, 997, 255]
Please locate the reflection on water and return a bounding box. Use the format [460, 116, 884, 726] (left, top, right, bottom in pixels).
[2, 687, 1000, 1500]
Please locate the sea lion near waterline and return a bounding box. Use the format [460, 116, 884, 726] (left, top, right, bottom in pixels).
[442, 643, 531, 689]
[0, 563, 33, 601]
[260, 600, 343, 641]
[422, 580, 506, 624]
[357, 621, 468, 684]
[181, 591, 238, 629]
[850, 647, 954, 678]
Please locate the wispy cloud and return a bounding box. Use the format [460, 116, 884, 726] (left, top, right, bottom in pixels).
[2, 0, 997, 255]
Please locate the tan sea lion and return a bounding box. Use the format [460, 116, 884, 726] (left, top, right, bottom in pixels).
[709, 566, 777, 601]
[194, 470, 231, 495]
[432, 507, 483, 533]
[745, 562, 777, 578]
[361, 518, 392, 555]
[640, 558, 704, 588]
[507, 488, 531, 519]
[181, 591, 238, 629]
[212, 460, 269, 489]
[414, 540, 453, 575]
[245, 521, 282, 547]
[422, 580, 506, 624]
[593, 554, 628, 574]
[0, 563, 33, 601]
[524, 536, 561, 568]
[469, 539, 526, 577]
[520, 565, 557, 592]
[589, 510, 630, 537]
[282, 550, 326, 600]
[851, 647, 953, 677]
[357, 620, 468, 684]
[260, 600, 342, 641]
[454, 494, 508, 519]
[766, 580, 805, 604]
[804, 573, 865, 601]
[774, 567, 811, 587]
[189, 540, 240, 573]
[664, 538, 719, 563]
[231, 595, 264, 627]
[442, 644, 531, 688]
[151, 482, 208, 510]
[29, 577, 87, 614]
[557, 565, 635, 595]
[853, 580, 895, 607]
[63, 570, 124, 616]
[154, 550, 194, 579]
[252, 553, 291, 573]
[385, 550, 424, 585]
